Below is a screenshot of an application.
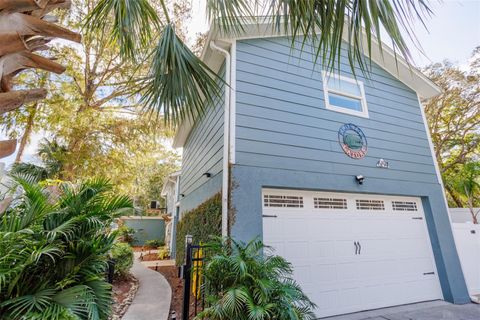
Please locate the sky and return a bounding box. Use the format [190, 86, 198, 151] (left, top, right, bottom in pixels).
[1, 0, 479, 167]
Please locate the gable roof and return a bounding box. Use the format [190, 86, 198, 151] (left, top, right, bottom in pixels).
[160, 170, 181, 197]
[173, 20, 441, 148]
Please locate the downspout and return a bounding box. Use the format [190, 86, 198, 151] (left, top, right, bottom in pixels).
[210, 41, 231, 237]
[170, 175, 181, 258]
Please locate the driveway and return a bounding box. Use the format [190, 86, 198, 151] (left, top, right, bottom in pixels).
[322, 300, 480, 320]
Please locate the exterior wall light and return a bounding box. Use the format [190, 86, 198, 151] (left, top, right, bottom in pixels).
[355, 175, 365, 185]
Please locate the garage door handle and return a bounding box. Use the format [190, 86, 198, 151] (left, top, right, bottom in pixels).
[262, 214, 277, 218]
[354, 241, 359, 255]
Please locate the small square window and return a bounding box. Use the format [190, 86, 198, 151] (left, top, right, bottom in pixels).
[322, 72, 369, 118]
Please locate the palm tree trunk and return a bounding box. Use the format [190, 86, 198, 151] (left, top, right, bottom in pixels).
[15, 104, 37, 163]
[0, 0, 78, 160]
[445, 185, 464, 208]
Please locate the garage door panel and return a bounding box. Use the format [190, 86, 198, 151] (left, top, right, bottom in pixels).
[313, 264, 338, 285]
[284, 240, 309, 260]
[309, 240, 335, 258]
[335, 262, 359, 281]
[266, 241, 285, 256]
[397, 257, 436, 276]
[357, 259, 396, 279]
[292, 264, 311, 288]
[335, 240, 358, 258]
[358, 238, 392, 258]
[395, 238, 431, 258]
[262, 217, 284, 240]
[262, 189, 442, 318]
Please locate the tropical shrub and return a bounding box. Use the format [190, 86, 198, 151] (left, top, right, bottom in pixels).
[158, 246, 170, 260]
[197, 238, 316, 320]
[0, 176, 133, 320]
[145, 239, 165, 249]
[176, 193, 221, 265]
[117, 225, 136, 244]
[111, 242, 134, 278]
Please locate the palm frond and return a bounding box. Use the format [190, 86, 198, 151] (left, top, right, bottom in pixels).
[206, 0, 256, 35]
[10, 163, 49, 183]
[84, 0, 162, 60]
[140, 24, 223, 126]
[267, 0, 433, 75]
[0, 178, 130, 319]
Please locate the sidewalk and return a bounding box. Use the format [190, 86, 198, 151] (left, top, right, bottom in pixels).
[122, 253, 172, 320]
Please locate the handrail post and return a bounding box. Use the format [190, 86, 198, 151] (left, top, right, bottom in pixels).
[182, 235, 193, 320]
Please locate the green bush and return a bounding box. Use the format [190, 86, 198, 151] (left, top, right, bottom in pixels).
[144, 239, 165, 249]
[111, 242, 134, 278]
[197, 237, 316, 320]
[176, 193, 221, 265]
[0, 177, 133, 319]
[158, 246, 170, 260]
[118, 225, 136, 244]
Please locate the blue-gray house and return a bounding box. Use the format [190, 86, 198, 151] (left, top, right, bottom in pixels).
[171, 23, 470, 318]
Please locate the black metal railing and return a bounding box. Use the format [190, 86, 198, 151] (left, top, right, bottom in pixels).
[180, 235, 206, 320]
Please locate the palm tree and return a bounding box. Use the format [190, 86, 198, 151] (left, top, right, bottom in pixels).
[449, 162, 480, 224]
[0, 177, 133, 320]
[10, 138, 68, 182]
[0, 1, 81, 159]
[84, 0, 433, 126]
[198, 237, 316, 319]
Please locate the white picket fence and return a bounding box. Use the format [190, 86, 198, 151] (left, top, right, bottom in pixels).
[450, 208, 480, 300]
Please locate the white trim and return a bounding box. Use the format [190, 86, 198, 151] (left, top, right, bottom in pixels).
[322, 71, 369, 118]
[417, 94, 455, 227]
[210, 41, 231, 237]
[213, 20, 441, 99]
[229, 40, 237, 164]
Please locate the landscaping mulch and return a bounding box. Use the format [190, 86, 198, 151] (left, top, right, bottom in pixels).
[110, 274, 139, 320]
[151, 266, 183, 318]
[152, 265, 204, 320]
[140, 252, 159, 261]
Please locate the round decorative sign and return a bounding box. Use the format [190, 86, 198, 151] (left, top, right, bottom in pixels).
[338, 123, 368, 159]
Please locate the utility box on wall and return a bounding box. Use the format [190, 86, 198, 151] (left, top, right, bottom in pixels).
[121, 216, 165, 246]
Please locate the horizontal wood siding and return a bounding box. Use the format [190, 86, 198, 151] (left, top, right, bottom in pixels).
[235, 37, 438, 184]
[180, 67, 224, 199]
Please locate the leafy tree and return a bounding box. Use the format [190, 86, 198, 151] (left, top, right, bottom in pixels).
[446, 162, 480, 223]
[1, 0, 183, 208]
[0, 177, 133, 320]
[85, 0, 434, 126]
[198, 237, 316, 320]
[424, 48, 480, 207]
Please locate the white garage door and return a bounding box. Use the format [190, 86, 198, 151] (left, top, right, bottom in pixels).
[262, 189, 443, 318]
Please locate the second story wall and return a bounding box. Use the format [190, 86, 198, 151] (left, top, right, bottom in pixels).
[179, 65, 225, 213]
[234, 36, 438, 186]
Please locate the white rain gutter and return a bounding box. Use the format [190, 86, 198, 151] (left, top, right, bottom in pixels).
[210, 41, 231, 237]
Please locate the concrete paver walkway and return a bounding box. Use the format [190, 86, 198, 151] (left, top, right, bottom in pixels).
[122, 253, 172, 320]
[323, 300, 480, 320]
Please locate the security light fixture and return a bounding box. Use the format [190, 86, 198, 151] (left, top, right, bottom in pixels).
[355, 175, 365, 185]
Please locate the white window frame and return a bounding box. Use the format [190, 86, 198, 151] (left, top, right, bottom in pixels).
[322, 71, 369, 118]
